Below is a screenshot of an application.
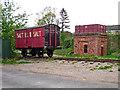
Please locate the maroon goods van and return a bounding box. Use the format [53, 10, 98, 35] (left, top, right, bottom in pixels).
[15, 24, 61, 57]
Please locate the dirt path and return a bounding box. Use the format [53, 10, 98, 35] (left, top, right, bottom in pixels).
[2, 59, 118, 84]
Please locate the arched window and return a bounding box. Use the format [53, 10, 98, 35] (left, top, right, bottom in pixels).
[84, 45, 88, 53]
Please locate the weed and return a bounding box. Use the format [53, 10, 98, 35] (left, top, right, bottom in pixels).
[45, 67, 49, 69]
[93, 68, 97, 70]
[98, 66, 104, 70]
[98, 65, 113, 70]
[90, 69, 94, 71]
[85, 61, 87, 63]
[96, 65, 98, 67]
[115, 64, 118, 67]
[72, 61, 77, 64]
[117, 63, 120, 66]
[109, 70, 113, 72]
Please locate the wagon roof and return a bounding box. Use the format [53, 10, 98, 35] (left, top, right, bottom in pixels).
[15, 24, 60, 31]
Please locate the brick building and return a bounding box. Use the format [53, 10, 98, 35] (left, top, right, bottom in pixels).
[74, 24, 107, 56]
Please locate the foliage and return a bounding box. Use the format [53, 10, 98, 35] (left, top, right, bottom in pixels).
[1, 1, 29, 58]
[60, 31, 66, 47]
[107, 33, 120, 55]
[60, 8, 70, 31]
[0, 3, 2, 37]
[36, 6, 57, 25]
[64, 37, 73, 49]
[60, 31, 73, 50]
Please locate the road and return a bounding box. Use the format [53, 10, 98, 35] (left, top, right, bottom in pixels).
[2, 69, 118, 88]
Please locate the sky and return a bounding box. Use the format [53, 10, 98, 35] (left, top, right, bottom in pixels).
[2, 0, 120, 32]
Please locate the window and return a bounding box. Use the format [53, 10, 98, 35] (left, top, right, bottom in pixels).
[84, 45, 87, 53]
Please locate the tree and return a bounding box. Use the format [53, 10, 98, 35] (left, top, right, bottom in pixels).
[1, 1, 29, 57]
[60, 8, 70, 32]
[36, 6, 57, 25]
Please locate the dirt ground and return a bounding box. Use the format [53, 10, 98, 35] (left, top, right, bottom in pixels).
[2, 59, 118, 84]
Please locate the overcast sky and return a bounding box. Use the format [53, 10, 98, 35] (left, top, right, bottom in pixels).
[2, 0, 120, 32]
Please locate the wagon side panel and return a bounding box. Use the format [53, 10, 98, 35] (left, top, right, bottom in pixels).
[15, 30, 27, 48]
[32, 27, 45, 48]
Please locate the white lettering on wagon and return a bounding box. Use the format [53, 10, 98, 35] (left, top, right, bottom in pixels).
[16, 31, 42, 38]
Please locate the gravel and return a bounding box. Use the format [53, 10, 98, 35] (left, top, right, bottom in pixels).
[2, 60, 118, 84]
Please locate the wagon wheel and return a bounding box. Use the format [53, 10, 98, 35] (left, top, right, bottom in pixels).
[38, 50, 44, 58]
[31, 49, 37, 56]
[32, 53, 36, 56]
[47, 50, 53, 57]
[22, 49, 27, 57]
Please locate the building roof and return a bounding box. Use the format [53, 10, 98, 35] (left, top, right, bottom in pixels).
[15, 24, 60, 31]
[106, 25, 120, 30]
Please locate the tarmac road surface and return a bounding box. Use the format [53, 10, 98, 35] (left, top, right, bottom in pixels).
[2, 69, 118, 88]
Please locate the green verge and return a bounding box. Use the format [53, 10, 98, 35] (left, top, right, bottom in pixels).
[54, 49, 119, 60]
[1, 59, 33, 64]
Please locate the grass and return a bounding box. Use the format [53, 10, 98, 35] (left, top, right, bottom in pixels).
[98, 65, 113, 70]
[90, 65, 113, 71]
[54, 49, 119, 60]
[1, 59, 33, 64]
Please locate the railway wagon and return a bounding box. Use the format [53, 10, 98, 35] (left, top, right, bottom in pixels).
[15, 24, 60, 57]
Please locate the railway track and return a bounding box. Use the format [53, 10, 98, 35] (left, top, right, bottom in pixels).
[26, 56, 120, 63]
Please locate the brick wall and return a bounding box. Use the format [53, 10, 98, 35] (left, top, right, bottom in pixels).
[74, 35, 107, 56]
